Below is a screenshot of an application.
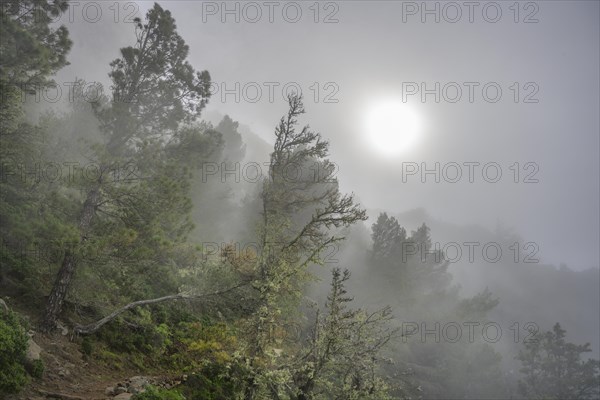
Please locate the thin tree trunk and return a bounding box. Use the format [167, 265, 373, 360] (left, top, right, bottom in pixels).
[40, 186, 100, 333]
[41, 251, 77, 332]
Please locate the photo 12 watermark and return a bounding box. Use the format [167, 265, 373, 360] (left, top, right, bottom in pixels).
[5, 80, 340, 105]
[400, 82, 540, 104]
[207, 81, 339, 104]
[400, 2, 540, 24]
[401, 241, 540, 264]
[2, 1, 143, 24]
[400, 161, 540, 184]
[401, 321, 540, 343]
[0, 160, 144, 184]
[200, 1, 340, 24]
[199, 241, 340, 265]
[199, 161, 339, 184]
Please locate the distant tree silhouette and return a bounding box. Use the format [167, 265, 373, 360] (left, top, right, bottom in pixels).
[517, 322, 600, 399]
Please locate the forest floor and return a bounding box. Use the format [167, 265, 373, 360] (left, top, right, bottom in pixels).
[14, 332, 127, 400]
[5, 301, 181, 400]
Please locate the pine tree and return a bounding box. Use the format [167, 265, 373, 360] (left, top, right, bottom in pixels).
[0, 0, 72, 298]
[517, 323, 600, 399]
[290, 268, 396, 400]
[40, 3, 212, 332]
[250, 94, 366, 356]
[241, 94, 367, 399]
[0, 0, 72, 91]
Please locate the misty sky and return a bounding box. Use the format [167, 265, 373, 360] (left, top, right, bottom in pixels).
[52, 1, 599, 270]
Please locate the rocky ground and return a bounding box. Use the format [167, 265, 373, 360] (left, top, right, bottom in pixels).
[2, 300, 183, 400]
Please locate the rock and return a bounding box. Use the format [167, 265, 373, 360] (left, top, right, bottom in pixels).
[56, 321, 69, 336]
[113, 394, 132, 400]
[114, 386, 127, 395]
[105, 387, 115, 396]
[0, 298, 8, 313]
[26, 337, 42, 361]
[127, 376, 150, 393]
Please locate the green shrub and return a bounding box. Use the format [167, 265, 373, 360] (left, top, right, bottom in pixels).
[96, 315, 167, 356]
[132, 385, 185, 400]
[179, 364, 243, 400]
[0, 310, 29, 394]
[95, 349, 124, 370]
[81, 337, 93, 356]
[28, 359, 44, 379]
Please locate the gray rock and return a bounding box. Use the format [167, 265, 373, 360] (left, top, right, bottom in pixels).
[128, 376, 150, 392]
[0, 298, 8, 313]
[114, 386, 127, 395]
[56, 321, 69, 336]
[105, 386, 115, 396]
[26, 337, 42, 361]
[113, 394, 133, 400]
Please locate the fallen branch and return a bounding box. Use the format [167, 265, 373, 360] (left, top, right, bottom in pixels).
[73, 282, 248, 335]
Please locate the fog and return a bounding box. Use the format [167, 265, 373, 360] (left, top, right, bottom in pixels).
[53, 1, 599, 270]
[2, 1, 599, 399]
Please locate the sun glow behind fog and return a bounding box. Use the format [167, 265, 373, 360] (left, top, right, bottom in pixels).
[363, 99, 423, 157]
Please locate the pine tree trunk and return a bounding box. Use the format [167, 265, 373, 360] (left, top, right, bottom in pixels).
[40, 251, 76, 332]
[40, 186, 100, 333]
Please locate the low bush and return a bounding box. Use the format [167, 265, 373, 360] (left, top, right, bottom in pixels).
[0, 310, 29, 394]
[132, 385, 185, 400]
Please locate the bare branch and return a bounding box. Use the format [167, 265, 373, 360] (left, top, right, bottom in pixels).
[73, 281, 248, 335]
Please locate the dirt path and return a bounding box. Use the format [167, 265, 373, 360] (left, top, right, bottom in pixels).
[9, 333, 178, 400]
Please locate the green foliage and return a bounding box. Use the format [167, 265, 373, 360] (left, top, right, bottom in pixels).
[365, 212, 507, 399]
[0, 0, 72, 90]
[236, 268, 397, 400]
[95, 348, 124, 371]
[36, 0, 220, 332]
[85, 308, 238, 374]
[0, 310, 29, 394]
[1, 2, 567, 399]
[99, 2, 211, 151]
[517, 323, 600, 399]
[179, 365, 243, 400]
[81, 337, 93, 356]
[370, 213, 451, 300]
[132, 385, 185, 400]
[95, 316, 171, 358]
[457, 287, 499, 319]
[0, 86, 66, 300]
[162, 319, 239, 374]
[248, 94, 367, 359]
[27, 359, 44, 379]
[216, 115, 246, 162]
[295, 268, 396, 399]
